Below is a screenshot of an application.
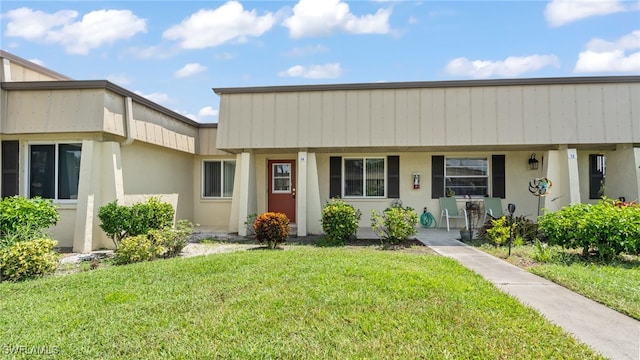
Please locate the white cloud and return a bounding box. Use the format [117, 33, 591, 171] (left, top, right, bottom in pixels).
[4, 7, 146, 55]
[28, 58, 45, 66]
[278, 63, 343, 79]
[284, 44, 329, 57]
[445, 55, 560, 78]
[574, 30, 640, 72]
[283, 0, 391, 38]
[214, 52, 237, 60]
[198, 106, 219, 118]
[544, 0, 631, 27]
[107, 74, 132, 86]
[127, 45, 175, 60]
[134, 91, 170, 105]
[174, 63, 207, 78]
[163, 1, 275, 49]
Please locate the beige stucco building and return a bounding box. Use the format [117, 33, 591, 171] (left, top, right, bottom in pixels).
[2, 50, 639, 252]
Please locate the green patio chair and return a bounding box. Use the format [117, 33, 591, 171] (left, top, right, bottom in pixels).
[483, 197, 504, 223]
[439, 197, 468, 232]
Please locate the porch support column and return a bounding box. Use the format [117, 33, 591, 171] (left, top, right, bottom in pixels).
[306, 153, 322, 234]
[73, 141, 124, 252]
[232, 151, 256, 236]
[296, 151, 308, 236]
[563, 147, 581, 205]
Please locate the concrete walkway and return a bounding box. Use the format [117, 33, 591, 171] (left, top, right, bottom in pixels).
[404, 227, 639, 360]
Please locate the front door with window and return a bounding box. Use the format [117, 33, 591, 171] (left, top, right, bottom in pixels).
[268, 160, 296, 223]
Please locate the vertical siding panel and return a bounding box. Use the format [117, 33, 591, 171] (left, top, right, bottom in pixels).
[357, 91, 371, 147]
[284, 93, 298, 147]
[576, 86, 591, 142]
[333, 91, 347, 146]
[321, 92, 334, 146]
[615, 85, 633, 142]
[470, 88, 485, 145]
[406, 89, 420, 146]
[419, 89, 432, 145]
[274, 94, 287, 148]
[345, 91, 359, 146]
[508, 87, 524, 144]
[395, 89, 409, 146]
[458, 88, 472, 145]
[262, 93, 276, 149]
[298, 93, 310, 148]
[630, 84, 640, 141]
[444, 88, 458, 145]
[483, 87, 498, 146]
[496, 87, 510, 144]
[432, 89, 446, 146]
[238, 94, 253, 148]
[307, 93, 322, 147]
[250, 94, 264, 148]
[370, 91, 383, 147]
[381, 90, 396, 146]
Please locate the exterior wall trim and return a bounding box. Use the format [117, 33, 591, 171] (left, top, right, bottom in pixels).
[213, 76, 640, 95]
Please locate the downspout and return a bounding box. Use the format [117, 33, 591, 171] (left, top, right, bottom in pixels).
[121, 96, 135, 146]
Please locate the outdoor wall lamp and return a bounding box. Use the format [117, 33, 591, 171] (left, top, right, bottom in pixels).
[528, 153, 539, 170]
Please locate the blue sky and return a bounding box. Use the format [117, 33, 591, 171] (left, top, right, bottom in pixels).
[1, 1, 638, 123]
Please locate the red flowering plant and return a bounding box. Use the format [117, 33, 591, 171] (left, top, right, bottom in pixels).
[253, 212, 290, 249]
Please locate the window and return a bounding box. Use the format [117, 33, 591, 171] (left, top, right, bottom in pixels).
[202, 160, 235, 198]
[344, 158, 385, 197]
[29, 143, 82, 200]
[444, 157, 488, 197]
[589, 154, 606, 199]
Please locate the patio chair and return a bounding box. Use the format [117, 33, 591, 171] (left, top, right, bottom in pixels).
[439, 197, 468, 232]
[483, 197, 505, 223]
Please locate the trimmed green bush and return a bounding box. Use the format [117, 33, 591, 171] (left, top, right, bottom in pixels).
[113, 235, 164, 265]
[254, 212, 290, 249]
[371, 206, 419, 246]
[538, 198, 640, 259]
[321, 199, 361, 246]
[0, 196, 60, 246]
[98, 197, 174, 248]
[0, 238, 59, 282]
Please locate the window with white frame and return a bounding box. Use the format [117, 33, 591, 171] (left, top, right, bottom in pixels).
[344, 158, 385, 197]
[29, 143, 82, 200]
[202, 160, 235, 198]
[444, 157, 488, 197]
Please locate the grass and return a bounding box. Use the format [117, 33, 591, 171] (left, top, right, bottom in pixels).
[0, 247, 601, 359]
[475, 243, 640, 320]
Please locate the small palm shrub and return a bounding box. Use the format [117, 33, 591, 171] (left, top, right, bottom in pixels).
[371, 206, 418, 246]
[254, 212, 290, 249]
[321, 199, 361, 246]
[0, 238, 59, 282]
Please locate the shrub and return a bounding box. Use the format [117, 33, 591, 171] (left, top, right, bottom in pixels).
[149, 220, 195, 258]
[0, 238, 59, 282]
[321, 199, 362, 246]
[483, 217, 512, 246]
[113, 234, 164, 265]
[538, 198, 640, 259]
[254, 212, 290, 249]
[0, 196, 60, 246]
[98, 197, 174, 248]
[370, 206, 418, 246]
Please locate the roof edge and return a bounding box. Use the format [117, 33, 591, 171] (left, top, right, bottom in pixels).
[1, 80, 202, 127]
[0, 50, 73, 81]
[213, 76, 640, 95]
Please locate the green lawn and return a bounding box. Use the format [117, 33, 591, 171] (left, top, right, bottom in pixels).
[476, 244, 640, 320]
[0, 247, 601, 359]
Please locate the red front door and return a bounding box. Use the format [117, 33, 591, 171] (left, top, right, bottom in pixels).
[268, 160, 296, 223]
